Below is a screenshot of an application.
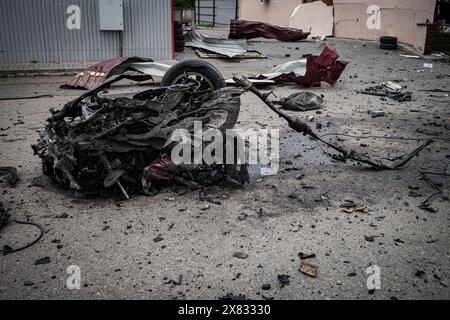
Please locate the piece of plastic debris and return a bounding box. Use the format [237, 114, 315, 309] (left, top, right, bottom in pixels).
[383, 81, 403, 91]
[399, 54, 420, 59]
[299, 262, 318, 277]
[233, 252, 249, 259]
[371, 111, 385, 118]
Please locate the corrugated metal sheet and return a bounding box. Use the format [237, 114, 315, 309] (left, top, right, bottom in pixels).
[123, 0, 172, 59]
[0, 0, 173, 63]
[185, 28, 247, 58]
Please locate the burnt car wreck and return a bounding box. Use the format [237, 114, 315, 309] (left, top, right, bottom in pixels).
[32, 63, 249, 199]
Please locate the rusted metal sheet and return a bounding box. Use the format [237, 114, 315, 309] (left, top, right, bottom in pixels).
[229, 20, 310, 42]
[258, 44, 348, 87]
[63, 57, 153, 90]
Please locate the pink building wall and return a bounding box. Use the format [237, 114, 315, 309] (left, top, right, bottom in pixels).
[239, 0, 303, 27]
[239, 0, 437, 53]
[333, 0, 436, 53]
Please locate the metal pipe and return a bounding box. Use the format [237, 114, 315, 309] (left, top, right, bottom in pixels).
[232, 75, 432, 171]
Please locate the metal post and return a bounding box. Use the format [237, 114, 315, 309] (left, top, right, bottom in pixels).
[235, 0, 239, 20]
[213, 0, 216, 27]
[197, 0, 200, 25]
[119, 31, 124, 57]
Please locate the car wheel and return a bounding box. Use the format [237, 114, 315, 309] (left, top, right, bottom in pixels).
[160, 59, 226, 91]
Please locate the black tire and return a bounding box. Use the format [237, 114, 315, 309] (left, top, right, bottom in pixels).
[380, 36, 397, 45]
[175, 39, 185, 46]
[380, 43, 397, 50]
[174, 21, 185, 52]
[175, 46, 185, 53]
[160, 59, 226, 90]
[175, 38, 185, 52]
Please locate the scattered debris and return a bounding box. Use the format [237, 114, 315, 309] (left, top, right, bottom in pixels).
[0, 202, 11, 230]
[254, 44, 348, 87]
[383, 81, 403, 91]
[408, 190, 422, 198]
[278, 274, 291, 287]
[423, 63, 433, 69]
[400, 54, 420, 59]
[0, 203, 44, 255]
[219, 293, 246, 300]
[339, 199, 369, 213]
[340, 199, 357, 208]
[342, 205, 368, 214]
[417, 172, 443, 213]
[229, 20, 310, 42]
[370, 110, 385, 118]
[34, 257, 51, 265]
[261, 284, 271, 290]
[232, 251, 248, 259]
[418, 203, 438, 213]
[276, 92, 323, 111]
[30, 175, 53, 188]
[0, 166, 19, 187]
[54, 213, 69, 219]
[298, 252, 316, 260]
[166, 275, 183, 286]
[299, 262, 318, 278]
[359, 82, 412, 102]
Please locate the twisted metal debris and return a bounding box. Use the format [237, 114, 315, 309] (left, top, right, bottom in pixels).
[33, 76, 248, 198]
